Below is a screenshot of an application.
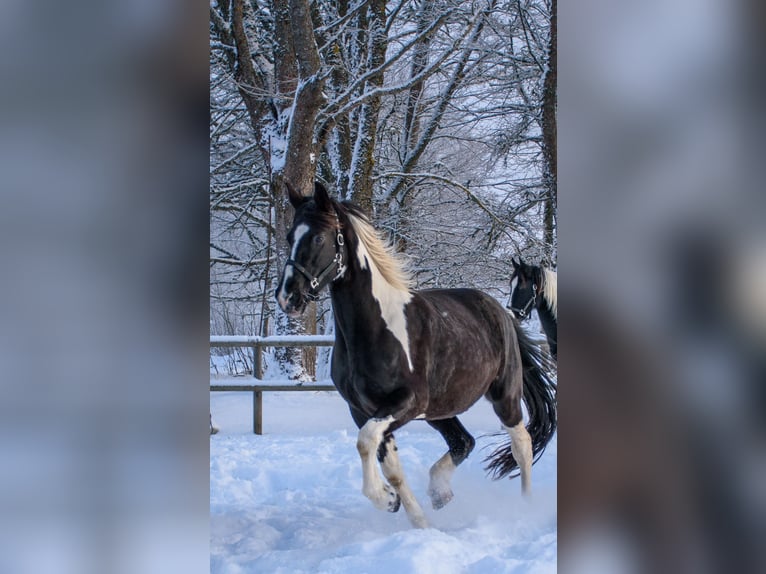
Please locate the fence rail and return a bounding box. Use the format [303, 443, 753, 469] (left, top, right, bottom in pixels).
[211, 334, 335, 378]
[210, 334, 336, 434]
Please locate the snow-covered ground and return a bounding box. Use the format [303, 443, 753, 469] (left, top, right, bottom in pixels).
[210, 388, 556, 573]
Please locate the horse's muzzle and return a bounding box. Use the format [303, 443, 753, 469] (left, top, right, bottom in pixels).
[276, 290, 306, 318]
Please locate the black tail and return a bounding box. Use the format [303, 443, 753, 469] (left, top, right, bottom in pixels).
[485, 318, 557, 479]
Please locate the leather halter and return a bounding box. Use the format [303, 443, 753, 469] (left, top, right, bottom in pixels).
[285, 224, 346, 301]
[507, 282, 537, 319]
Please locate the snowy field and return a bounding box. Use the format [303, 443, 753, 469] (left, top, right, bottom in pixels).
[210, 387, 556, 573]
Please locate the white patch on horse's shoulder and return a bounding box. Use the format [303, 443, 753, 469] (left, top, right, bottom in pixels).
[355, 240, 414, 371]
[414, 413, 427, 420]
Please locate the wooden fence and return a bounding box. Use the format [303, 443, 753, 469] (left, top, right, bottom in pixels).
[210, 335, 336, 434]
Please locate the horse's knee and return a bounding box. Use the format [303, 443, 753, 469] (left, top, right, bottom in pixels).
[357, 416, 394, 456]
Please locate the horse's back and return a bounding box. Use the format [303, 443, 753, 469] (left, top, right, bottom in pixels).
[407, 288, 517, 413]
[415, 288, 510, 330]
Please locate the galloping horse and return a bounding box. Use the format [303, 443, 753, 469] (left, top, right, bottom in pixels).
[508, 258, 557, 360]
[276, 182, 556, 528]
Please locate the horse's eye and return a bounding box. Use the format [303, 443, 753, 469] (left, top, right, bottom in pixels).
[313, 235, 325, 246]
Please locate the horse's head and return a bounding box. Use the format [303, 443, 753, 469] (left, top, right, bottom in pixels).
[275, 181, 346, 317]
[507, 258, 541, 320]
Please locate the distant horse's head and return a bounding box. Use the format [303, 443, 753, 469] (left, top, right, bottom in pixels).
[275, 181, 346, 317]
[508, 258, 544, 320]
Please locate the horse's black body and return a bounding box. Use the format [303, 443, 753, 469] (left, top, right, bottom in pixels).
[508, 258, 558, 361]
[333, 285, 522, 429]
[276, 182, 556, 527]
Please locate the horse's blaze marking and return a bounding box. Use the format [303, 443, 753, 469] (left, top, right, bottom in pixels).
[355, 242, 414, 371]
[277, 266, 293, 309]
[277, 224, 310, 308]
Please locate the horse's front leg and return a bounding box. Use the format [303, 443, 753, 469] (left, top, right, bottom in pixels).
[356, 416, 428, 528]
[378, 434, 428, 528]
[356, 415, 401, 512]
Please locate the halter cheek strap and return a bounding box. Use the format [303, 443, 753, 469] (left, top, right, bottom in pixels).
[509, 283, 537, 319]
[286, 228, 346, 301]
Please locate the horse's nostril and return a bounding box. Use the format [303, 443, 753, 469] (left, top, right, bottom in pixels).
[277, 290, 292, 311]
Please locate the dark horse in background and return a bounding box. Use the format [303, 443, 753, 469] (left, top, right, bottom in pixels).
[275, 182, 557, 528]
[508, 258, 557, 361]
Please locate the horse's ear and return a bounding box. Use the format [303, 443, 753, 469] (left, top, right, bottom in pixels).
[313, 180, 333, 212]
[285, 181, 306, 209]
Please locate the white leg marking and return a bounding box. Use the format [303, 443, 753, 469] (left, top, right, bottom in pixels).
[380, 438, 428, 528]
[356, 417, 398, 511]
[507, 421, 533, 494]
[428, 453, 456, 509]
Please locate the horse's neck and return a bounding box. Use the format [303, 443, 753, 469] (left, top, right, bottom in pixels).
[329, 255, 414, 369]
[330, 278, 383, 330]
[329, 263, 404, 337]
[536, 296, 557, 342]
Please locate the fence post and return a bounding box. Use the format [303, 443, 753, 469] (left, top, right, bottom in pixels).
[253, 390, 263, 435]
[253, 343, 263, 379]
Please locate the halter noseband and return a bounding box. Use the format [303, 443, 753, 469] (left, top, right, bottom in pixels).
[508, 283, 537, 319]
[285, 223, 346, 302]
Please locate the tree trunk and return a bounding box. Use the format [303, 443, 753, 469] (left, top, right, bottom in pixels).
[272, 0, 327, 378]
[541, 0, 557, 259]
[348, 0, 386, 215]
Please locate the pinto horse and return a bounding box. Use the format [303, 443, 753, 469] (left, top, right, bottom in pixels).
[508, 258, 557, 361]
[275, 182, 556, 528]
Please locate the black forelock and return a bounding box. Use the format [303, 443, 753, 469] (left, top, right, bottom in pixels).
[294, 198, 340, 231]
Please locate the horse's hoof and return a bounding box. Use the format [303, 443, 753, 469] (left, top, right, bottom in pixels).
[388, 492, 401, 513]
[410, 514, 429, 529]
[428, 488, 453, 510]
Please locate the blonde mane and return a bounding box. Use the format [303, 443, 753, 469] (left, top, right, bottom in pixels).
[347, 213, 413, 291]
[542, 268, 557, 320]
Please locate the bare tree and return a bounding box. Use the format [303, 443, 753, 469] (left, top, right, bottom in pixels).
[210, 0, 556, 376]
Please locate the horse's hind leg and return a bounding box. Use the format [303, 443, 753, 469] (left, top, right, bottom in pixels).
[488, 379, 533, 494]
[378, 434, 428, 528]
[507, 420, 533, 494]
[426, 417, 475, 509]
